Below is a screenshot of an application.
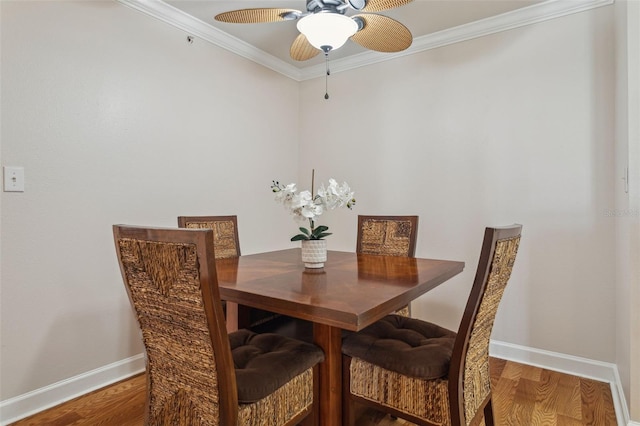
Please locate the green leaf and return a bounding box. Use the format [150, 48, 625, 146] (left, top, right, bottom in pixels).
[299, 227, 310, 236]
[310, 226, 329, 239]
[314, 232, 332, 239]
[291, 234, 310, 241]
[314, 225, 329, 233]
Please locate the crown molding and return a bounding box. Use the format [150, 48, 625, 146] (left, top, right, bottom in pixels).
[299, 0, 614, 79]
[117, 0, 304, 80]
[118, 0, 614, 82]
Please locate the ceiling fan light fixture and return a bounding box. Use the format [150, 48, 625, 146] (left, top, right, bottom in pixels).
[297, 13, 358, 52]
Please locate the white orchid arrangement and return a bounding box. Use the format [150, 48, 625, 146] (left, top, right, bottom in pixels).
[271, 174, 356, 241]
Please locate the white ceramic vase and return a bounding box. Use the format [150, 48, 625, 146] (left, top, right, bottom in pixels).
[301, 239, 327, 269]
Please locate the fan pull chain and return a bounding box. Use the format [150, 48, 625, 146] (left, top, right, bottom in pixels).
[324, 52, 330, 100]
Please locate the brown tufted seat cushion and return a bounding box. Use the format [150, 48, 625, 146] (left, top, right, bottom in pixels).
[342, 314, 456, 380]
[229, 329, 325, 403]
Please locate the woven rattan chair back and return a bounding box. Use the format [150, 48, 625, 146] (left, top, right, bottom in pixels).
[113, 225, 238, 425]
[356, 215, 419, 257]
[448, 224, 522, 426]
[357, 215, 418, 317]
[177, 215, 240, 259]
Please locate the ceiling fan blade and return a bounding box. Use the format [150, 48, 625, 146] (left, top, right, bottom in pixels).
[290, 34, 321, 61]
[351, 14, 412, 52]
[362, 0, 413, 13]
[215, 8, 300, 24]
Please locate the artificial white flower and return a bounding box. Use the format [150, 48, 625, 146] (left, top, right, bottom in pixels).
[319, 179, 354, 210]
[271, 176, 356, 240]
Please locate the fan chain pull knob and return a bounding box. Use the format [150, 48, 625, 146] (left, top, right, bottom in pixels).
[324, 50, 331, 100]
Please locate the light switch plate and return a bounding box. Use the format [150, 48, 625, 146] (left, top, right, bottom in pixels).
[3, 166, 25, 192]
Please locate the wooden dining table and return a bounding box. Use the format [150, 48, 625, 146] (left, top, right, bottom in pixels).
[215, 248, 465, 426]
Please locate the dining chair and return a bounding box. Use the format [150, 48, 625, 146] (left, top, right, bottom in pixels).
[177, 215, 241, 258]
[342, 224, 522, 426]
[177, 215, 279, 330]
[113, 225, 324, 426]
[356, 215, 419, 317]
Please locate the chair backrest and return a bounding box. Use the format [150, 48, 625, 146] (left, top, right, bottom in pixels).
[113, 225, 238, 425]
[177, 215, 240, 259]
[356, 215, 419, 257]
[448, 224, 522, 426]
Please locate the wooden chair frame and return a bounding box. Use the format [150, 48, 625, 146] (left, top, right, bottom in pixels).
[114, 225, 319, 426]
[448, 224, 522, 426]
[343, 224, 522, 426]
[114, 225, 239, 424]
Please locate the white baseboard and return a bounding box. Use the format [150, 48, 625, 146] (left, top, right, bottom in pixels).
[490, 340, 632, 426]
[1, 344, 635, 425]
[0, 354, 145, 425]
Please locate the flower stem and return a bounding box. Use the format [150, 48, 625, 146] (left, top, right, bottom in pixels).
[310, 169, 316, 237]
[311, 169, 315, 198]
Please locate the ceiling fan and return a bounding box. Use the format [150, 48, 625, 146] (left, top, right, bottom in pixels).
[214, 0, 414, 61]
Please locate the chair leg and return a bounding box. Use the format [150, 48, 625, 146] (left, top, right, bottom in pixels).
[483, 397, 495, 426]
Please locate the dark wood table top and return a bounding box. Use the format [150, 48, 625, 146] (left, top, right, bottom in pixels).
[216, 248, 465, 331]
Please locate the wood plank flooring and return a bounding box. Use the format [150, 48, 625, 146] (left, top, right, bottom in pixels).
[10, 358, 617, 425]
[487, 358, 616, 426]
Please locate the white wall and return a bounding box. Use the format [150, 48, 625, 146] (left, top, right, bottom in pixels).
[0, 0, 299, 401]
[614, 0, 640, 420]
[299, 6, 617, 362]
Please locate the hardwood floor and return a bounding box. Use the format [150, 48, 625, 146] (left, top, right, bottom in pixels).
[10, 358, 617, 426]
[487, 358, 616, 426]
[10, 374, 146, 426]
